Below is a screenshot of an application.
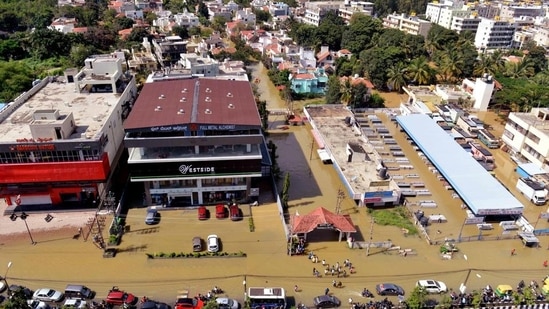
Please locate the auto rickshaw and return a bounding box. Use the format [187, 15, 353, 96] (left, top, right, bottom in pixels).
[494, 284, 513, 297]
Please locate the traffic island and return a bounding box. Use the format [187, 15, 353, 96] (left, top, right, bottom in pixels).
[146, 251, 247, 259]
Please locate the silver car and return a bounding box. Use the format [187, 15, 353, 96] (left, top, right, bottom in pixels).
[33, 288, 64, 302]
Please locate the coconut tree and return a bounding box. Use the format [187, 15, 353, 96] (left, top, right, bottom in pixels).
[439, 48, 464, 83]
[386, 62, 408, 92]
[505, 58, 535, 79]
[473, 53, 496, 77]
[407, 56, 433, 85]
[340, 77, 353, 105]
[490, 49, 506, 74]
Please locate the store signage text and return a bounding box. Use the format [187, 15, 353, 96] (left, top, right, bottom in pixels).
[150, 125, 188, 132]
[199, 125, 236, 130]
[11, 144, 55, 151]
[179, 164, 215, 174]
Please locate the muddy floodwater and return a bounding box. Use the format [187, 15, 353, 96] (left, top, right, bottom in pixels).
[0, 64, 548, 307]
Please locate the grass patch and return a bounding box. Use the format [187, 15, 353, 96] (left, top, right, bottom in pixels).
[369, 206, 418, 235]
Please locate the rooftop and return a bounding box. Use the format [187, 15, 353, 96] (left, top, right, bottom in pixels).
[511, 108, 549, 135]
[124, 78, 261, 132]
[305, 105, 400, 197]
[0, 77, 123, 142]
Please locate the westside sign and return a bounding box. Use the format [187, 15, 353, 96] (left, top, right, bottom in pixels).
[179, 164, 215, 174]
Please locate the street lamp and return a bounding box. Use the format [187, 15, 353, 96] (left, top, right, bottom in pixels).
[1, 261, 12, 295]
[10, 212, 36, 245]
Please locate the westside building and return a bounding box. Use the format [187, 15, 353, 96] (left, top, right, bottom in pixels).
[123, 78, 269, 207]
[0, 55, 137, 210]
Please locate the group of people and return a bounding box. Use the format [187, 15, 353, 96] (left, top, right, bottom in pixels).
[309, 254, 356, 278]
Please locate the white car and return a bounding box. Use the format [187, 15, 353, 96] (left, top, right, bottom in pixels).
[207, 234, 219, 252]
[33, 288, 64, 302]
[216, 297, 240, 309]
[0, 281, 6, 293]
[27, 300, 50, 309]
[64, 299, 88, 308]
[416, 280, 448, 293]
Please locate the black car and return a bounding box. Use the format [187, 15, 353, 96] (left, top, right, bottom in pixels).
[375, 283, 405, 296]
[313, 295, 341, 308]
[145, 209, 161, 225]
[141, 300, 171, 309]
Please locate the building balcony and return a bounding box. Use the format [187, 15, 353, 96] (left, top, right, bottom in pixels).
[128, 144, 261, 163]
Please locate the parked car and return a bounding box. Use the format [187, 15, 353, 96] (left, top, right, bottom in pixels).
[27, 300, 50, 309]
[9, 285, 33, 299]
[416, 280, 448, 293]
[193, 236, 202, 252]
[376, 283, 405, 296]
[215, 204, 226, 219]
[175, 297, 204, 309]
[216, 297, 240, 309]
[145, 208, 160, 225]
[63, 299, 88, 308]
[207, 234, 219, 252]
[229, 205, 242, 221]
[141, 300, 171, 309]
[0, 282, 6, 294]
[198, 206, 209, 220]
[64, 284, 95, 299]
[105, 287, 137, 307]
[313, 295, 341, 308]
[33, 288, 64, 302]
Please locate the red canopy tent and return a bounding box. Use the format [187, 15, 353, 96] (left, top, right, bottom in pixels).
[291, 207, 356, 242]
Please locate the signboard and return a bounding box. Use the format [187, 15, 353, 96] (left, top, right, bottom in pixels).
[179, 165, 215, 174]
[148, 124, 242, 133]
[476, 209, 523, 216]
[316, 223, 334, 229]
[465, 216, 485, 225]
[11, 144, 55, 151]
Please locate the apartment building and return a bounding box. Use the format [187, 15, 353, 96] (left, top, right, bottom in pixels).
[382, 13, 432, 37]
[302, 1, 341, 26]
[0, 55, 137, 210]
[474, 18, 516, 50]
[502, 108, 549, 171]
[338, 0, 374, 24]
[450, 14, 481, 33]
[152, 36, 188, 67]
[500, 5, 544, 20]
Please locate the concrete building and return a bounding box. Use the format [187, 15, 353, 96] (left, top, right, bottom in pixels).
[338, 0, 374, 24]
[502, 108, 549, 171]
[174, 10, 200, 28]
[534, 26, 549, 48]
[0, 55, 137, 210]
[475, 3, 500, 19]
[289, 68, 329, 94]
[178, 53, 220, 77]
[302, 1, 341, 26]
[235, 8, 256, 26]
[49, 17, 77, 34]
[460, 74, 495, 111]
[269, 2, 290, 17]
[450, 14, 481, 33]
[123, 78, 269, 206]
[500, 5, 544, 20]
[382, 13, 432, 37]
[152, 36, 188, 67]
[474, 18, 516, 50]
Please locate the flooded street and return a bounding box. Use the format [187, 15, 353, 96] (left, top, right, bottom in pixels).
[0, 65, 547, 307]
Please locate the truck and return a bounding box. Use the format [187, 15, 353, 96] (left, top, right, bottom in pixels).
[516, 177, 548, 205]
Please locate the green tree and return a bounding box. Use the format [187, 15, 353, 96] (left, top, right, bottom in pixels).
[0, 38, 27, 61]
[316, 11, 345, 51]
[325, 75, 342, 104]
[172, 25, 190, 39]
[341, 15, 381, 54]
[267, 140, 280, 178]
[27, 28, 72, 60]
[69, 44, 97, 67]
[340, 77, 353, 105]
[281, 172, 290, 210]
[2, 286, 30, 309]
[407, 56, 434, 85]
[211, 16, 228, 33]
[438, 48, 463, 82]
[256, 100, 269, 132]
[349, 83, 369, 108]
[523, 42, 548, 74]
[253, 8, 271, 23]
[198, 1, 210, 19]
[505, 58, 534, 79]
[386, 62, 408, 92]
[405, 286, 428, 309]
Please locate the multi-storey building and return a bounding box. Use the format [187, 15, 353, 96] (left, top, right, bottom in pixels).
[500, 5, 544, 20]
[382, 13, 432, 37]
[174, 10, 200, 28]
[302, 1, 341, 26]
[338, 0, 374, 24]
[502, 108, 549, 171]
[474, 18, 516, 50]
[152, 36, 188, 67]
[123, 78, 268, 207]
[450, 14, 481, 33]
[235, 8, 256, 26]
[0, 55, 137, 210]
[475, 3, 500, 19]
[534, 26, 549, 48]
[269, 2, 290, 17]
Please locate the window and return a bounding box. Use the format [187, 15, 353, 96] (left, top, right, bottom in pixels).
[503, 129, 514, 140]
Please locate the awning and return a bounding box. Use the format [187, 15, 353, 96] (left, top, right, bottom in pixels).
[311, 129, 325, 149]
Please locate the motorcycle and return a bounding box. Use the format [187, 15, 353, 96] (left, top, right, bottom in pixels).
[332, 281, 343, 288]
[361, 289, 374, 298]
[212, 286, 224, 294]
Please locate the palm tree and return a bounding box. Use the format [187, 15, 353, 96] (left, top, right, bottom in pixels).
[407, 57, 433, 85]
[490, 49, 506, 74]
[340, 78, 353, 106]
[473, 53, 496, 77]
[505, 59, 534, 79]
[425, 32, 442, 57]
[386, 62, 408, 92]
[439, 48, 463, 83]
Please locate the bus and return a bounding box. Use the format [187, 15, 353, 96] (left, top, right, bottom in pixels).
[477, 129, 501, 149]
[248, 287, 286, 309]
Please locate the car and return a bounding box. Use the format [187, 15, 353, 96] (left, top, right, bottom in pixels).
[27, 300, 50, 309]
[215, 204, 226, 219]
[207, 234, 219, 252]
[175, 297, 204, 309]
[105, 287, 137, 306]
[216, 297, 240, 309]
[313, 295, 341, 308]
[63, 299, 88, 308]
[229, 205, 242, 221]
[141, 300, 171, 309]
[145, 208, 160, 225]
[9, 285, 33, 299]
[33, 288, 64, 302]
[376, 283, 405, 296]
[198, 206, 209, 220]
[416, 280, 448, 293]
[193, 236, 202, 252]
[0, 281, 6, 294]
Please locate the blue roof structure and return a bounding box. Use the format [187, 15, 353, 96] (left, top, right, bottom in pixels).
[397, 114, 523, 216]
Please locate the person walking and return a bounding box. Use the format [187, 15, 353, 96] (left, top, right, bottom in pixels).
[325, 287, 330, 295]
[294, 285, 299, 292]
[322, 259, 326, 266]
[511, 249, 516, 256]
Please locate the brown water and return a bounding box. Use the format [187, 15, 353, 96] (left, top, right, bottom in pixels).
[0, 66, 548, 307]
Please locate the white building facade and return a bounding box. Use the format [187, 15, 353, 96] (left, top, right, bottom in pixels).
[474, 18, 516, 50]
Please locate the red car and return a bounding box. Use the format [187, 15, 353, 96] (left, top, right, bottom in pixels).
[175, 297, 204, 309]
[198, 206, 209, 220]
[215, 204, 226, 219]
[105, 287, 137, 306]
[229, 205, 242, 221]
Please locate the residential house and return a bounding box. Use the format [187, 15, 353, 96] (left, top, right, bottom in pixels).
[316, 46, 335, 69]
[179, 52, 220, 76]
[235, 8, 257, 26]
[302, 1, 341, 26]
[289, 68, 329, 94]
[125, 10, 144, 20]
[49, 17, 77, 34]
[135, 0, 162, 10]
[338, 0, 374, 24]
[108, 0, 136, 13]
[269, 2, 290, 17]
[339, 75, 374, 105]
[174, 10, 200, 28]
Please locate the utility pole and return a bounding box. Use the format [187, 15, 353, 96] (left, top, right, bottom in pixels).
[366, 217, 375, 257]
[335, 188, 345, 215]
